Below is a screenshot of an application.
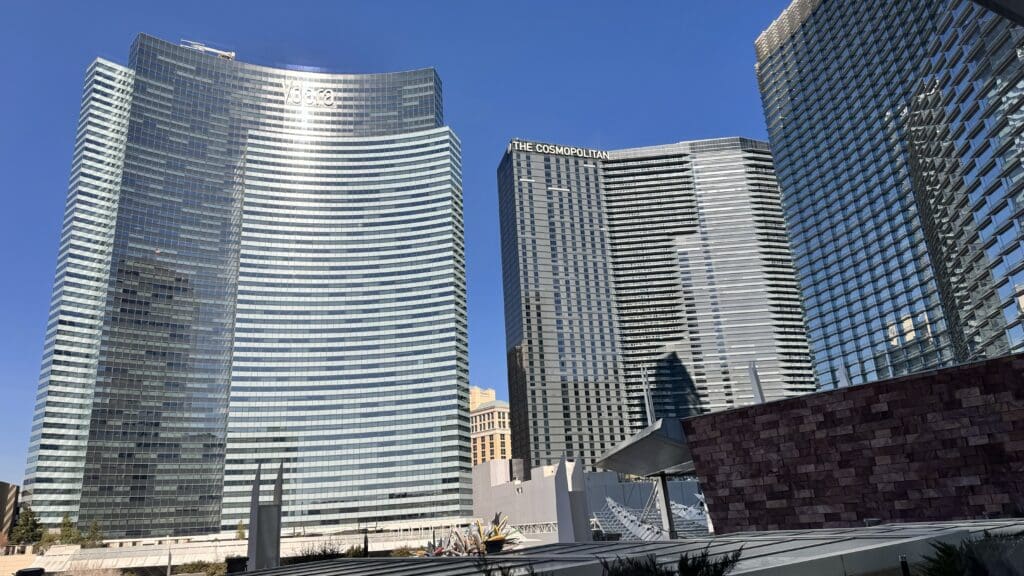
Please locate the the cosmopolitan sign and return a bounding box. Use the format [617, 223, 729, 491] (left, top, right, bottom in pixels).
[509, 140, 609, 160]
[282, 80, 336, 108]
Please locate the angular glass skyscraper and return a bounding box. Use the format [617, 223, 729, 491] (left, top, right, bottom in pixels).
[24, 34, 470, 538]
[498, 138, 814, 471]
[757, 0, 1024, 388]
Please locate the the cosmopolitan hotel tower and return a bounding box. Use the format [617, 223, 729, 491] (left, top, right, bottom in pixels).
[757, 0, 1024, 387]
[24, 34, 470, 538]
[498, 138, 815, 471]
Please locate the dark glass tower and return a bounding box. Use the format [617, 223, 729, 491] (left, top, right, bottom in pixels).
[757, 0, 1024, 388]
[25, 34, 469, 538]
[498, 141, 628, 473]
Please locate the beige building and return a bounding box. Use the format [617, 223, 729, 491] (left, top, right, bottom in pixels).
[469, 388, 511, 465]
[469, 386, 496, 411]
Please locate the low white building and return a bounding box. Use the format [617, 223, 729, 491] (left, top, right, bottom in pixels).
[472, 459, 705, 544]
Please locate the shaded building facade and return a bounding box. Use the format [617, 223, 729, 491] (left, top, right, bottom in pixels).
[497, 137, 814, 471]
[0, 482, 17, 547]
[25, 34, 469, 537]
[756, 0, 1024, 387]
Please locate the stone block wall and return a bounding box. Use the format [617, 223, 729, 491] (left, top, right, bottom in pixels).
[681, 355, 1024, 533]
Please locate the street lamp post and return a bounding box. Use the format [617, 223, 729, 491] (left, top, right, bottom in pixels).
[643, 363, 677, 539]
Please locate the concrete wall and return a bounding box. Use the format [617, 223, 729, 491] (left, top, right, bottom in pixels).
[472, 461, 701, 527]
[682, 355, 1024, 533]
[473, 461, 561, 526]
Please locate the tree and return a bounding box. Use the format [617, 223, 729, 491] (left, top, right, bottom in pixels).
[9, 506, 43, 545]
[36, 531, 58, 554]
[58, 513, 81, 545]
[236, 520, 246, 540]
[81, 521, 104, 548]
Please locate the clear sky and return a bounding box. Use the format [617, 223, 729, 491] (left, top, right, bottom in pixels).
[0, 0, 791, 483]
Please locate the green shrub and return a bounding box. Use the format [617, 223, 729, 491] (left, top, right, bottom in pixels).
[676, 545, 742, 576]
[173, 560, 226, 576]
[343, 545, 364, 557]
[916, 541, 965, 576]
[597, 546, 743, 576]
[916, 532, 1024, 576]
[600, 554, 674, 576]
[283, 538, 353, 565]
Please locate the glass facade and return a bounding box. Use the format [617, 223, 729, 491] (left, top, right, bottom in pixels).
[604, 139, 814, 426]
[24, 34, 469, 538]
[757, 0, 1024, 388]
[24, 59, 136, 532]
[497, 138, 813, 471]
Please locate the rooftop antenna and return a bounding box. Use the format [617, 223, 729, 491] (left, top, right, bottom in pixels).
[748, 361, 766, 404]
[836, 364, 853, 389]
[641, 365, 656, 426]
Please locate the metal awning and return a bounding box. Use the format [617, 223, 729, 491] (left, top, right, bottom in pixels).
[595, 418, 694, 477]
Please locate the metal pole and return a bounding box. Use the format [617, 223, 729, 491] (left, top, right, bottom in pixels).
[837, 364, 852, 389]
[166, 535, 172, 576]
[747, 361, 765, 404]
[657, 473, 677, 539]
[899, 554, 910, 576]
[641, 365, 655, 426]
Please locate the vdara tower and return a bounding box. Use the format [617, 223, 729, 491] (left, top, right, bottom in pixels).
[24, 34, 470, 538]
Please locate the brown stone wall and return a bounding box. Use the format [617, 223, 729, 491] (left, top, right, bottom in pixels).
[681, 355, 1024, 533]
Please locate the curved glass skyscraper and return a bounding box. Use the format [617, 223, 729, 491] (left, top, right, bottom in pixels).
[25, 34, 469, 538]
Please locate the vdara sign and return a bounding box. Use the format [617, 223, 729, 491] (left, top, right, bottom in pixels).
[282, 80, 336, 108]
[508, 140, 610, 160]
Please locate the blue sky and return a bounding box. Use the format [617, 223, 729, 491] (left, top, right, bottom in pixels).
[0, 0, 790, 483]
